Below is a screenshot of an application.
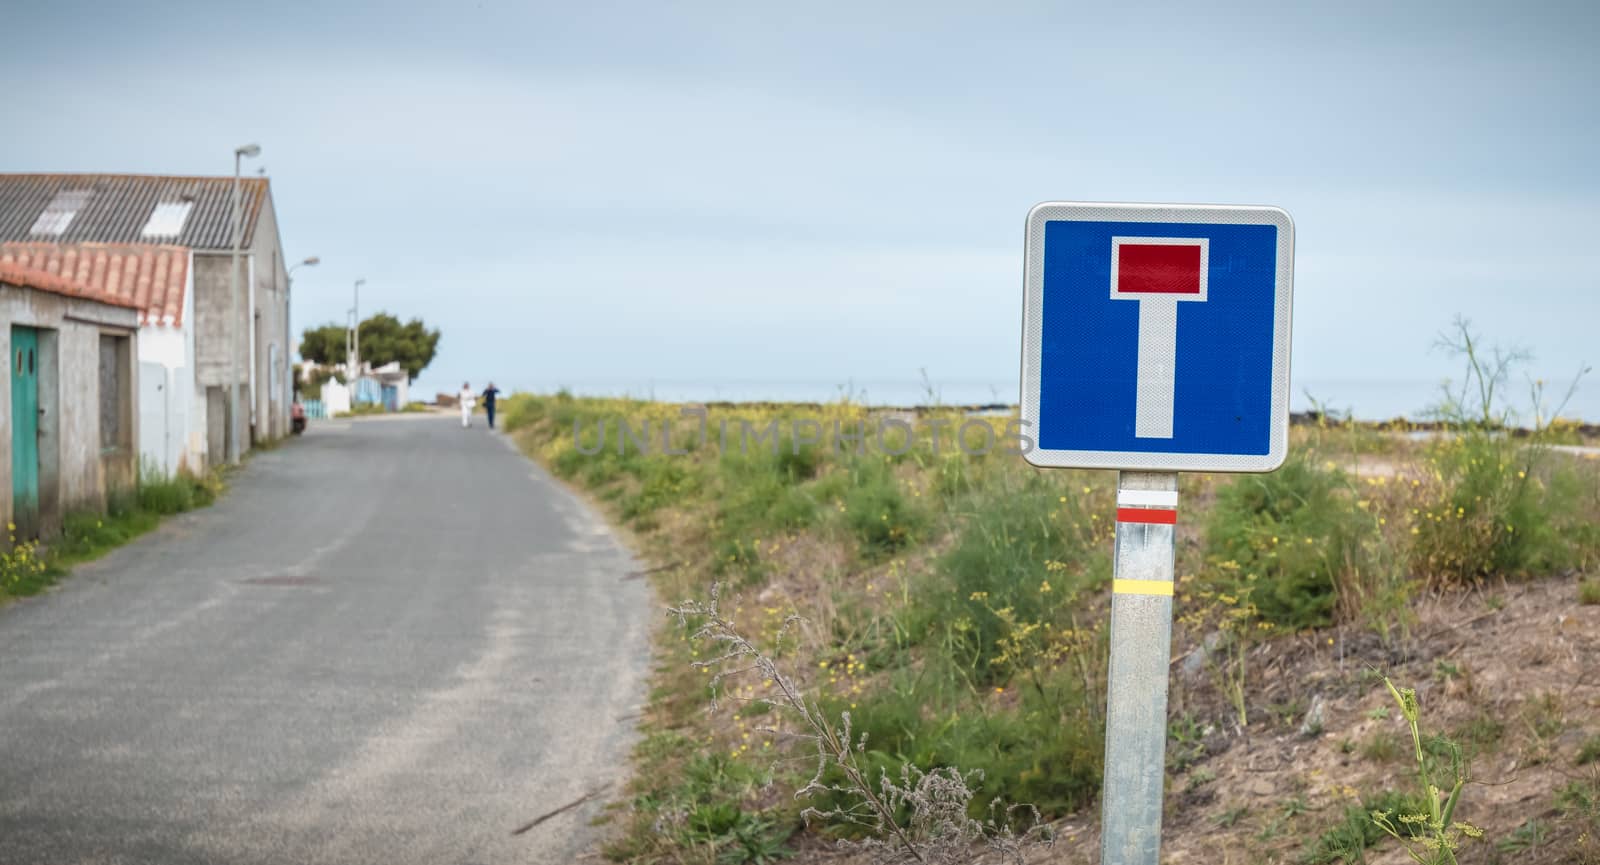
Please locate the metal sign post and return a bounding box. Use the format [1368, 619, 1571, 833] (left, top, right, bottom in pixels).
[1019, 201, 1294, 864]
[1102, 471, 1178, 864]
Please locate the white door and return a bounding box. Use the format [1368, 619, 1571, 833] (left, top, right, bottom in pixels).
[138, 362, 169, 476]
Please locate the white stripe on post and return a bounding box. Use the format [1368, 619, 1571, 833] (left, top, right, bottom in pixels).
[1116, 488, 1180, 508]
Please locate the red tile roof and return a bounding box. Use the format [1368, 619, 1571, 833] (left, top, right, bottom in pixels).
[0, 261, 140, 310]
[0, 242, 188, 326]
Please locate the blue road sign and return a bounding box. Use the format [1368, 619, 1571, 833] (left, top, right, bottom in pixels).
[1021, 202, 1294, 472]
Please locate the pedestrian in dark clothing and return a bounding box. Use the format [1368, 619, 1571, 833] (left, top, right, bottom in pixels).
[481, 382, 501, 429]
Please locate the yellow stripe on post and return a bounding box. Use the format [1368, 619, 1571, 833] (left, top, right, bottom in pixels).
[1113, 578, 1174, 596]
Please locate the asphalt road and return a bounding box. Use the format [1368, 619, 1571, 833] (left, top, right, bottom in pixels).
[0, 415, 653, 865]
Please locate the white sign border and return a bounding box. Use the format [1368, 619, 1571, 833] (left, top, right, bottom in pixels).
[1020, 201, 1295, 473]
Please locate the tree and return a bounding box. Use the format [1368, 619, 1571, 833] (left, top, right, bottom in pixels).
[357, 313, 441, 382]
[298, 312, 441, 383]
[298, 324, 348, 366]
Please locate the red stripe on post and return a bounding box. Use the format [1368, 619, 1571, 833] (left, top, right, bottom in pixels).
[1116, 507, 1177, 525]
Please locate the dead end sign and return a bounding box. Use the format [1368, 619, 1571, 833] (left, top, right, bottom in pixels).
[1020, 202, 1295, 473]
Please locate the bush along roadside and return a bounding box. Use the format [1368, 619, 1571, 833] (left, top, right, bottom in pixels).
[1, 464, 226, 603]
[503, 325, 1597, 864]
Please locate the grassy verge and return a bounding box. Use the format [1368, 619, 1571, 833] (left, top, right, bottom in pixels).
[2, 467, 227, 604]
[504, 332, 1597, 864]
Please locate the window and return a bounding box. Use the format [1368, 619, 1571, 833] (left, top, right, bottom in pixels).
[29, 189, 91, 237]
[99, 334, 131, 451]
[141, 200, 194, 239]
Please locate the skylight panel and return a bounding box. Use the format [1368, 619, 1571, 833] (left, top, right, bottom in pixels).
[29, 189, 91, 237]
[142, 201, 194, 239]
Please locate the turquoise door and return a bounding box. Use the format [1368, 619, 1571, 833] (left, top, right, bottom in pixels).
[10, 326, 40, 539]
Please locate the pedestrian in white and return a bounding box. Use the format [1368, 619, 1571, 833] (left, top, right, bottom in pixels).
[459, 381, 476, 428]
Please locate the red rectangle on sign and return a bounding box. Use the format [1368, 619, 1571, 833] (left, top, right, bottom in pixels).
[1117, 243, 1203, 295]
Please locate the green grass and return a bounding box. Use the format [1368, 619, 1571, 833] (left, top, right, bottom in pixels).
[1580, 578, 1600, 606]
[1300, 790, 1426, 865]
[809, 657, 1105, 821]
[494, 385, 1600, 864]
[1410, 430, 1596, 583]
[1453, 711, 1507, 760]
[840, 460, 927, 556]
[914, 473, 1109, 683]
[1577, 735, 1600, 766]
[1555, 774, 1600, 839]
[603, 732, 797, 863]
[1497, 819, 1550, 855]
[2, 469, 224, 604]
[1202, 453, 1381, 630]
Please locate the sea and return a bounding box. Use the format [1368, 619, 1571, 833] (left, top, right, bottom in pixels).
[430, 377, 1598, 424]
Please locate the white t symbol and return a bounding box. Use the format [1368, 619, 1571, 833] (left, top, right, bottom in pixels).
[1110, 237, 1209, 439]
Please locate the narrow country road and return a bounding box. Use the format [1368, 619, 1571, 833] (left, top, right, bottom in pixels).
[0, 415, 652, 865]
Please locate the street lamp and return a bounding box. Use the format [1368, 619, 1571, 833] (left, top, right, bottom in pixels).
[353, 278, 366, 381]
[286, 256, 318, 409]
[229, 142, 261, 464]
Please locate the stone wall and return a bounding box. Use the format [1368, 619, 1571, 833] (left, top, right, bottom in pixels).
[1, 284, 140, 540]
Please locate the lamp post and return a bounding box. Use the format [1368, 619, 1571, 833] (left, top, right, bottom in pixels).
[287, 257, 318, 406]
[229, 142, 261, 464]
[353, 278, 366, 396]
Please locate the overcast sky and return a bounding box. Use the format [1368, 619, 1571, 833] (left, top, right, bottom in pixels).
[4, 0, 1596, 417]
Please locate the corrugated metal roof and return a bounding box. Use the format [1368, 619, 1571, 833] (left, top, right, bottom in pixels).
[0, 173, 268, 250]
[1, 242, 188, 326]
[0, 261, 140, 310]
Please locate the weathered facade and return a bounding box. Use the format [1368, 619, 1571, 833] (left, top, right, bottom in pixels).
[1, 243, 201, 475]
[0, 174, 293, 467]
[1, 264, 141, 541]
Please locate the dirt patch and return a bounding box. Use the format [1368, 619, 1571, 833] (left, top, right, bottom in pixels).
[1022, 576, 1600, 865]
[774, 576, 1600, 865]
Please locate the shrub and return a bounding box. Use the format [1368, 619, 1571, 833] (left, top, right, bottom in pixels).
[1204, 454, 1381, 630]
[825, 666, 1103, 822]
[841, 468, 926, 556]
[498, 392, 547, 431]
[1408, 431, 1585, 582]
[2, 526, 51, 596]
[671, 587, 1054, 863]
[1410, 318, 1597, 584]
[920, 474, 1108, 683]
[618, 456, 700, 522]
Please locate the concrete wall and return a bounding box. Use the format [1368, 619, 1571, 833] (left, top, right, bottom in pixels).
[1, 284, 141, 541]
[190, 188, 290, 457]
[251, 194, 290, 442]
[191, 251, 247, 466]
